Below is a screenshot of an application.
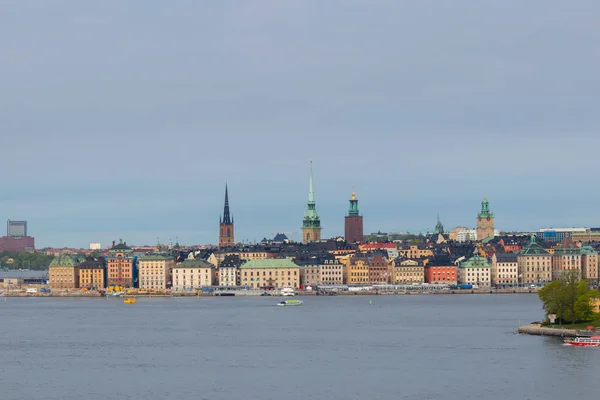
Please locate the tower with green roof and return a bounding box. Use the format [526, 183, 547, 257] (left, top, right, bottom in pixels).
[302, 160, 322, 244]
[476, 196, 495, 241]
[345, 190, 363, 243]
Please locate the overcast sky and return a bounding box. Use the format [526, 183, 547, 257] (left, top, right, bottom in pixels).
[1, 1, 599, 248]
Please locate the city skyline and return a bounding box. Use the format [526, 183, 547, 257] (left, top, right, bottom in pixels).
[1, 1, 599, 247]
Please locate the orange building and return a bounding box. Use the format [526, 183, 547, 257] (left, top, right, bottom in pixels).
[106, 239, 137, 288]
[367, 255, 391, 284]
[78, 258, 106, 290]
[424, 264, 457, 285]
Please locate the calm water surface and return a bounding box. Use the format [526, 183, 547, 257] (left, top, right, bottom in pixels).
[0, 295, 598, 400]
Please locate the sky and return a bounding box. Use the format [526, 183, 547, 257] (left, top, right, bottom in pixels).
[1, 0, 599, 248]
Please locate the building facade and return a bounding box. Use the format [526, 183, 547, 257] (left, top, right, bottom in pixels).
[240, 259, 299, 289]
[424, 264, 457, 285]
[138, 254, 174, 290]
[551, 237, 582, 281]
[106, 239, 137, 288]
[491, 253, 518, 286]
[218, 254, 243, 286]
[580, 246, 599, 285]
[345, 256, 369, 284]
[302, 160, 322, 244]
[219, 184, 235, 248]
[7, 220, 27, 237]
[392, 259, 425, 284]
[78, 258, 105, 290]
[476, 197, 495, 241]
[344, 191, 363, 243]
[320, 258, 344, 285]
[517, 236, 552, 285]
[172, 259, 214, 291]
[459, 255, 491, 286]
[49, 254, 80, 289]
[368, 255, 390, 284]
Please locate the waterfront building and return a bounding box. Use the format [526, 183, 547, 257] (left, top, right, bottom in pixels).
[218, 184, 235, 248]
[106, 239, 137, 288]
[49, 254, 80, 289]
[172, 259, 214, 291]
[491, 253, 518, 286]
[296, 259, 321, 288]
[345, 256, 369, 284]
[517, 236, 552, 285]
[551, 237, 582, 280]
[212, 248, 277, 266]
[0, 270, 48, 287]
[239, 259, 299, 289]
[78, 258, 105, 290]
[476, 197, 495, 241]
[424, 259, 457, 285]
[320, 257, 344, 285]
[458, 255, 491, 287]
[302, 160, 322, 244]
[368, 255, 390, 284]
[138, 253, 174, 290]
[391, 259, 425, 284]
[580, 246, 599, 285]
[218, 254, 243, 286]
[344, 191, 363, 243]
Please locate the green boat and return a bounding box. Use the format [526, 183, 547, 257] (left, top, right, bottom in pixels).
[277, 299, 303, 307]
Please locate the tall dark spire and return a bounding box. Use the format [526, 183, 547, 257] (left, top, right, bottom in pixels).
[222, 184, 231, 225]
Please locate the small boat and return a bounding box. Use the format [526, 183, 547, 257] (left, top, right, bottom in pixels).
[277, 299, 303, 307]
[280, 287, 295, 297]
[123, 298, 137, 304]
[564, 336, 600, 347]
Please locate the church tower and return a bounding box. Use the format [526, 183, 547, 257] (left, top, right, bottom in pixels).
[476, 197, 495, 241]
[219, 184, 235, 248]
[302, 160, 322, 244]
[344, 191, 363, 243]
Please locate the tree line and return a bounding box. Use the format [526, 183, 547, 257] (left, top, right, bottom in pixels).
[0, 251, 55, 271]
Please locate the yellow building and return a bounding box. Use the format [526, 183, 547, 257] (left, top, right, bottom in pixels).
[172, 259, 214, 291]
[240, 259, 299, 289]
[345, 257, 369, 284]
[78, 258, 105, 290]
[398, 245, 434, 259]
[392, 259, 425, 284]
[138, 254, 175, 290]
[49, 254, 80, 289]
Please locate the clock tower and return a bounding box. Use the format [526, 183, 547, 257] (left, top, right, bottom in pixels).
[476, 197, 495, 241]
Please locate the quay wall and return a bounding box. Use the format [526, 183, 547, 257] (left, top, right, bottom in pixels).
[518, 324, 579, 337]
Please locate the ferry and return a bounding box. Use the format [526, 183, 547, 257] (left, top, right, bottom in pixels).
[280, 287, 295, 297]
[277, 299, 303, 307]
[563, 336, 600, 347]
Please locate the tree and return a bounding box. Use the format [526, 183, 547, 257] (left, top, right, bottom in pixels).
[538, 270, 598, 324]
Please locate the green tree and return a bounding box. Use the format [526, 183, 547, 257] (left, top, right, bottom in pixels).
[538, 270, 598, 324]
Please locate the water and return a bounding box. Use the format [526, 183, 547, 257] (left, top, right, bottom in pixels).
[1, 295, 598, 400]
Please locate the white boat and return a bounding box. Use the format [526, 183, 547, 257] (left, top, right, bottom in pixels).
[277, 299, 303, 307]
[280, 287, 295, 296]
[564, 336, 600, 347]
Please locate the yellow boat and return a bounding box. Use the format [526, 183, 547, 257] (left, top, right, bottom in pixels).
[123, 298, 136, 304]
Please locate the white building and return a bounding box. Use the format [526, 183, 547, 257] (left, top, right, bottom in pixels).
[138, 254, 174, 290]
[458, 255, 491, 286]
[456, 229, 478, 243]
[491, 253, 518, 286]
[172, 259, 214, 292]
[89, 242, 101, 250]
[218, 255, 242, 286]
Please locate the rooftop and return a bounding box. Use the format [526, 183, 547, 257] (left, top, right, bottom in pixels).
[240, 258, 298, 269]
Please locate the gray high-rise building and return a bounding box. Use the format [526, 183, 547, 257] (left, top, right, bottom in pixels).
[7, 220, 27, 237]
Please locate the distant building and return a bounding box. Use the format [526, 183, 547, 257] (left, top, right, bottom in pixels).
[218, 184, 235, 248]
[433, 215, 444, 235]
[368, 255, 390, 284]
[455, 229, 478, 243]
[49, 254, 80, 289]
[580, 246, 599, 286]
[392, 259, 425, 284]
[240, 259, 299, 289]
[172, 259, 214, 291]
[517, 236, 552, 285]
[537, 227, 588, 243]
[0, 235, 35, 252]
[7, 220, 27, 237]
[424, 263, 457, 285]
[476, 197, 495, 241]
[345, 256, 369, 285]
[344, 191, 363, 243]
[89, 242, 102, 250]
[106, 239, 137, 288]
[458, 255, 491, 287]
[302, 160, 322, 244]
[78, 258, 106, 290]
[138, 253, 174, 290]
[218, 254, 243, 286]
[551, 237, 582, 281]
[491, 253, 518, 286]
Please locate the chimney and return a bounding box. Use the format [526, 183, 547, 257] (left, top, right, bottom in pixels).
[112, 240, 115, 247]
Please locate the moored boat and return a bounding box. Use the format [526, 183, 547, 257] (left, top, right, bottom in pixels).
[277, 299, 303, 307]
[563, 336, 600, 347]
[280, 287, 295, 297]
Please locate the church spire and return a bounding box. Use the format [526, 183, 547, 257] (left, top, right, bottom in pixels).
[308, 159, 315, 204]
[302, 159, 321, 244]
[222, 184, 231, 225]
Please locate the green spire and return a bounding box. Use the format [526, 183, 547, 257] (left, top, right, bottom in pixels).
[477, 196, 493, 218]
[348, 191, 359, 216]
[303, 159, 321, 229]
[434, 214, 444, 234]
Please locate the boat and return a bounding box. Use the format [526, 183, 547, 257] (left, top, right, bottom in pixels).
[280, 287, 295, 297]
[123, 298, 137, 304]
[563, 336, 600, 347]
[277, 299, 303, 307]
